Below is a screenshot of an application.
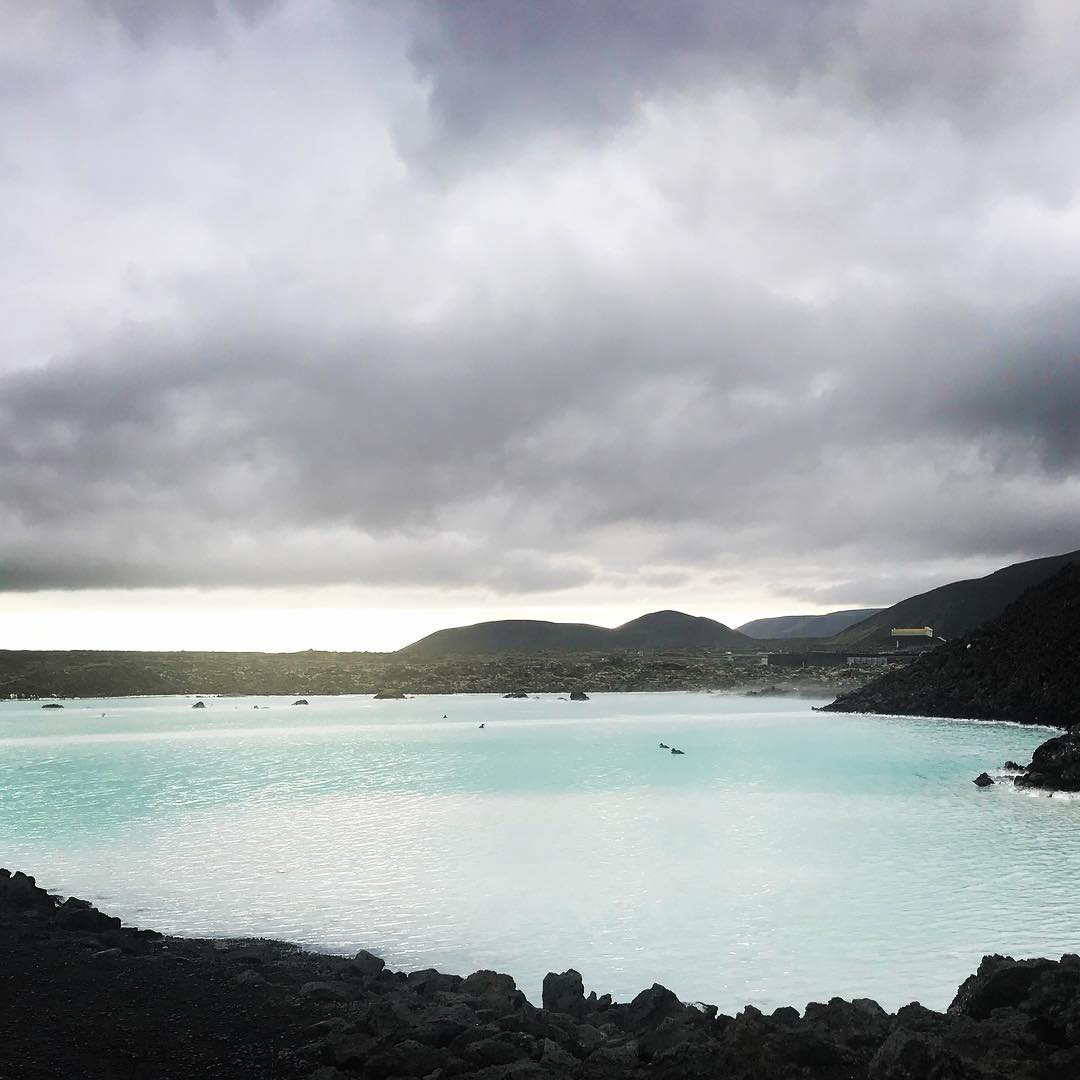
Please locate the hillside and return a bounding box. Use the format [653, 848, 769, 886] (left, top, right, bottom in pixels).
[831, 548, 1080, 646]
[398, 610, 750, 657]
[394, 620, 610, 657]
[737, 608, 882, 639]
[823, 562, 1080, 726]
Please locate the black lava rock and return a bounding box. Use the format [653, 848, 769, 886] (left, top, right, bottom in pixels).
[1015, 731, 1080, 792]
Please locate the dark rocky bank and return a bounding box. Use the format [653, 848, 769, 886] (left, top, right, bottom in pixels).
[978, 730, 1080, 794]
[5, 869, 1080, 1079]
[824, 563, 1080, 726]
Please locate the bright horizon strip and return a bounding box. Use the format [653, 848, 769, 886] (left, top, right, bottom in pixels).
[0, 588, 877, 653]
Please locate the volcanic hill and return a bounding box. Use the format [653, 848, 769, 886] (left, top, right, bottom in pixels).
[397, 610, 750, 658]
[830, 547, 1080, 647]
[824, 562, 1080, 726]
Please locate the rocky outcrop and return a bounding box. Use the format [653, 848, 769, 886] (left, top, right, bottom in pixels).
[503, 690, 529, 698]
[569, 689, 590, 701]
[373, 689, 406, 700]
[825, 563, 1080, 726]
[543, 968, 587, 1016]
[1012, 730, 1080, 792]
[973, 772, 994, 787]
[6, 867, 1080, 1079]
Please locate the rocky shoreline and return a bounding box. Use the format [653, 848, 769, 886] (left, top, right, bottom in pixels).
[4, 869, 1080, 1079]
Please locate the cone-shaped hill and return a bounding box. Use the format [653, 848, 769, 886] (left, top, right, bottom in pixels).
[823, 562, 1080, 726]
[397, 609, 750, 658]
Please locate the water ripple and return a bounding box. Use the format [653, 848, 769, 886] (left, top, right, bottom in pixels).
[0, 692, 1074, 1012]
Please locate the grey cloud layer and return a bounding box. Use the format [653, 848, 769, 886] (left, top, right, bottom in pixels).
[409, 0, 1080, 145]
[1, 0, 1078, 605]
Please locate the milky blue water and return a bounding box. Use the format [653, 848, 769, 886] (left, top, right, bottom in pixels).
[1, 692, 1074, 1013]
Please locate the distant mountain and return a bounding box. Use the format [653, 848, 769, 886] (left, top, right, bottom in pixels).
[824, 562, 1080, 726]
[737, 609, 884, 639]
[831, 548, 1080, 646]
[397, 610, 751, 657]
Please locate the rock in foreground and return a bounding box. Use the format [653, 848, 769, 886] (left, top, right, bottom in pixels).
[5, 867, 1080, 1079]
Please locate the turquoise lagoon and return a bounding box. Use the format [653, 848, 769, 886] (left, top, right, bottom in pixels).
[0, 692, 1075, 1013]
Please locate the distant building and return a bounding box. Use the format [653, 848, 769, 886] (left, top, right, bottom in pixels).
[891, 627, 934, 638]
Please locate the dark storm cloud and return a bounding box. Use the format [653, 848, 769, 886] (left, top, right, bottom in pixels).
[407, 0, 843, 141]
[1, 0, 1079, 607]
[406, 0, 1076, 148]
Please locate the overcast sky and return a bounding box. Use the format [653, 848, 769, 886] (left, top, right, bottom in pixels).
[2, 0, 1079, 650]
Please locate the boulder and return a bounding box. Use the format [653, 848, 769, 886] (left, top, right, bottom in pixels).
[300, 981, 353, 1003]
[293, 698, 309, 706]
[409, 1005, 477, 1048]
[367, 1038, 446, 1078]
[973, 772, 995, 787]
[1003, 761, 1025, 771]
[540, 1037, 580, 1071]
[328, 1033, 378, 1068]
[620, 983, 686, 1033]
[585, 1039, 639, 1075]
[350, 948, 386, 976]
[374, 688, 407, 700]
[543, 969, 587, 1017]
[949, 954, 1058, 1019]
[868, 1029, 958, 1080]
[191, 700, 206, 709]
[461, 969, 527, 1013]
[800, 997, 890, 1055]
[569, 690, 589, 701]
[575, 1024, 605, 1054]
[408, 968, 464, 997]
[56, 898, 121, 933]
[0, 869, 55, 911]
[1015, 731, 1080, 792]
[41, 702, 64, 709]
[503, 690, 529, 699]
[461, 1034, 532, 1069]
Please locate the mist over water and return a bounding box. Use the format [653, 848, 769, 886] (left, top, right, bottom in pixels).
[0, 693, 1074, 1013]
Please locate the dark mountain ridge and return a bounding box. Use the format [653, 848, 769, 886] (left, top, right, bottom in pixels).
[832, 548, 1080, 646]
[398, 609, 750, 657]
[737, 608, 883, 639]
[824, 562, 1080, 726]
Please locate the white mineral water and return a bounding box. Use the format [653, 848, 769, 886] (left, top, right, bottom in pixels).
[0, 693, 1073, 1013]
